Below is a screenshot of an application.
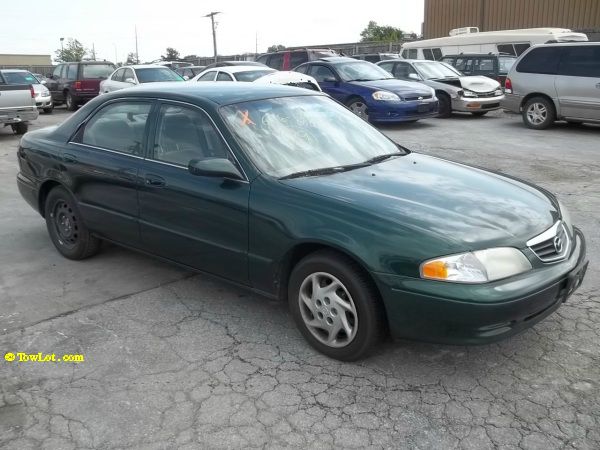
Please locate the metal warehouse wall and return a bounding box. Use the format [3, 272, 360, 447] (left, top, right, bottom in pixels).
[423, 0, 600, 38]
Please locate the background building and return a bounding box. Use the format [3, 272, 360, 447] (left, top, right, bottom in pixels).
[423, 0, 600, 39]
[0, 54, 53, 73]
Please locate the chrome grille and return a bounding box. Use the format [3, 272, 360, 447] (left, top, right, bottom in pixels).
[475, 91, 499, 98]
[404, 94, 433, 101]
[527, 222, 570, 263]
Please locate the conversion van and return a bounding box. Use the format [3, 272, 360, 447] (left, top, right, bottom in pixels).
[401, 27, 589, 60]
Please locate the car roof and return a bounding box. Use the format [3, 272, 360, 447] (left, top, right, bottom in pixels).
[203, 66, 275, 74]
[99, 82, 323, 105]
[0, 69, 30, 72]
[316, 57, 357, 63]
[534, 41, 600, 47]
[120, 65, 169, 69]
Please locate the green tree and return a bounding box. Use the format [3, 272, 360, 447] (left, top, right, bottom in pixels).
[360, 21, 404, 42]
[267, 44, 285, 53]
[161, 47, 180, 60]
[55, 38, 87, 62]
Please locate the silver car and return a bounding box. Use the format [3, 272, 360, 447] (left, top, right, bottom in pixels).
[99, 65, 184, 94]
[0, 69, 53, 113]
[377, 59, 503, 118]
[502, 42, 600, 129]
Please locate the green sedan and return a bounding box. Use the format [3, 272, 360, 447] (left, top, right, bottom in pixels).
[16, 83, 588, 360]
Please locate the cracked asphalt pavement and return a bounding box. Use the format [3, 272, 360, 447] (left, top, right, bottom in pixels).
[1, 109, 599, 449]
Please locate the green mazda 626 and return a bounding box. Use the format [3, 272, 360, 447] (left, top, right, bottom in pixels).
[16, 83, 588, 360]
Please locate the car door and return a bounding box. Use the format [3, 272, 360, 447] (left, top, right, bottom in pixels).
[137, 101, 250, 283]
[196, 70, 217, 81]
[66, 99, 153, 244]
[307, 64, 346, 102]
[105, 68, 124, 92]
[556, 45, 600, 121]
[46, 64, 64, 102]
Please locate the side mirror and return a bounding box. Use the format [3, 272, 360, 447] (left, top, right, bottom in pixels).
[188, 158, 243, 180]
[323, 76, 337, 83]
[41, 80, 47, 85]
[125, 77, 136, 84]
[183, 75, 190, 81]
[408, 73, 421, 81]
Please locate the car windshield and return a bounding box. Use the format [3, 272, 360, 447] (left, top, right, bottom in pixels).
[234, 70, 275, 82]
[136, 68, 184, 83]
[334, 61, 394, 81]
[413, 62, 461, 79]
[2, 71, 39, 84]
[82, 64, 116, 79]
[220, 96, 405, 178]
[498, 56, 517, 74]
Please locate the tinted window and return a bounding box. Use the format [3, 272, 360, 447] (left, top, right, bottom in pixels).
[1, 71, 38, 84]
[517, 47, 561, 74]
[53, 65, 63, 78]
[441, 57, 455, 65]
[423, 49, 434, 60]
[364, 55, 380, 63]
[122, 68, 135, 82]
[407, 49, 418, 59]
[111, 68, 124, 82]
[153, 104, 229, 166]
[234, 70, 274, 82]
[197, 71, 216, 81]
[457, 58, 473, 72]
[290, 51, 308, 68]
[308, 65, 336, 82]
[269, 53, 284, 70]
[66, 64, 78, 80]
[498, 56, 516, 74]
[82, 64, 116, 79]
[559, 46, 600, 78]
[473, 58, 495, 74]
[82, 102, 151, 154]
[136, 68, 183, 83]
[515, 43, 531, 56]
[432, 48, 443, 60]
[393, 62, 419, 79]
[216, 72, 234, 81]
[256, 55, 269, 65]
[497, 44, 516, 56]
[294, 64, 308, 74]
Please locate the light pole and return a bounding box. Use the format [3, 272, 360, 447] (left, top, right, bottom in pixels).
[60, 37, 64, 60]
[204, 12, 221, 63]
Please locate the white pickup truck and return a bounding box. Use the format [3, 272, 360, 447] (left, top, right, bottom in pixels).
[0, 74, 38, 135]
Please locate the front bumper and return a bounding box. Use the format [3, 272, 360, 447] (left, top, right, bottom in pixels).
[374, 227, 588, 344]
[452, 95, 504, 112]
[35, 95, 53, 108]
[369, 99, 439, 123]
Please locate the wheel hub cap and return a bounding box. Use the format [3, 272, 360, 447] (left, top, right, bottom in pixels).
[298, 272, 358, 348]
[527, 103, 547, 125]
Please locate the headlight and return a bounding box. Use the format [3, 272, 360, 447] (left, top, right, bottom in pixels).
[494, 89, 503, 96]
[420, 248, 532, 283]
[460, 90, 477, 98]
[372, 91, 400, 101]
[558, 200, 573, 234]
[42, 89, 50, 97]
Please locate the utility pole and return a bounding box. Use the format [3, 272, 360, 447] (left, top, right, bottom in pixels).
[255, 31, 258, 55]
[60, 37, 64, 60]
[135, 25, 139, 63]
[91, 43, 96, 60]
[204, 12, 221, 63]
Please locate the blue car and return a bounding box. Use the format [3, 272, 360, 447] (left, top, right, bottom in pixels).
[294, 57, 438, 123]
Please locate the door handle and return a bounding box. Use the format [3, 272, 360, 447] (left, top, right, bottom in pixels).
[63, 153, 78, 163]
[145, 174, 166, 187]
[118, 168, 137, 180]
[596, 83, 600, 89]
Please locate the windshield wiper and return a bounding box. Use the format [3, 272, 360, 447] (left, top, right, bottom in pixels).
[365, 152, 406, 164]
[279, 162, 370, 180]
[348, 78, 374, 82]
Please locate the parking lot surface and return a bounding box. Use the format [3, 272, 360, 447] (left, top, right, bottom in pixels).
[1, 109, 599, 449]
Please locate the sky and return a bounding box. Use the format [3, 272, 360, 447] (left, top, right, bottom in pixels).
[0, 0, 424, 63]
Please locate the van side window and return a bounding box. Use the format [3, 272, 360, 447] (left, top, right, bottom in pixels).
[497, 44, 516, 56]
[514, 43, 531, 56]
[559, 46, 600, 78]
[423, 49, 434, 60]
[53, 65, 64, 79]
[432, 48, 443, 60]
[517, 47, 561, 75]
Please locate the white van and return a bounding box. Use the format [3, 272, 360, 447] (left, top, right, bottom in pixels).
[401, 27, 589, 60]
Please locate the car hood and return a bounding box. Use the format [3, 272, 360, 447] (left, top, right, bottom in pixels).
[281, 153, 558, 250]
[350, 79, 432, 97]
[432, 75, 500, 92]
[254, 71, 322, 91]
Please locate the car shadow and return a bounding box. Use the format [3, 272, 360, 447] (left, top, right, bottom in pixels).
[376, 120, 437, 131]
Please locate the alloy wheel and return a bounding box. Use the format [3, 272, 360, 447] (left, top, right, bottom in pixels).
[298, 272, 358, 348]
[349, 101, 368, 121]
[526, 102, 547, 125]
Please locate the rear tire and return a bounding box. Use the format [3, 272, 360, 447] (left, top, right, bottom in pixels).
[65, 92, 77, 111]
[43, 105, 54, 114]
[522, 97, 555, 130]
[346, 97, 369, 122]
[12, 123, 28, 135]
[288, 250, 386, 361]
[437, 93, 452, 118]
[44, 186, 101, 260]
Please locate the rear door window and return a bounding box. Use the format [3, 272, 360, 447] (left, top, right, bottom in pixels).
[308, 65, 336, 82]
[473, 58, 495, 74]
[82, 64, 116, 79]
[517, 47, 562, 75]
[559, 46, 600, 78]
[53, 65, 64, 79]
[216, 71, 234, 81]
[80, 102, 152, 155]
[378, 62, 395, 73]
[290, 51, 308, 68]
[269, 53, 284, 70]
[197, 71, 217, 81]
[66, 64, 78, 80]
[111, 68, 125, 82]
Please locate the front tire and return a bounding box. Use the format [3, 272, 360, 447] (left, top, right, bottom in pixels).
[65, 92, 77, 111]
[288, 250, 386, 361]
[437, 93, 452, 118]
[43, 105, 54, 114]
[44, 186, 101, 260]
[522, 97, 555, 130]
[346, 98, 369, 121]
[12, 123, 28, 135]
